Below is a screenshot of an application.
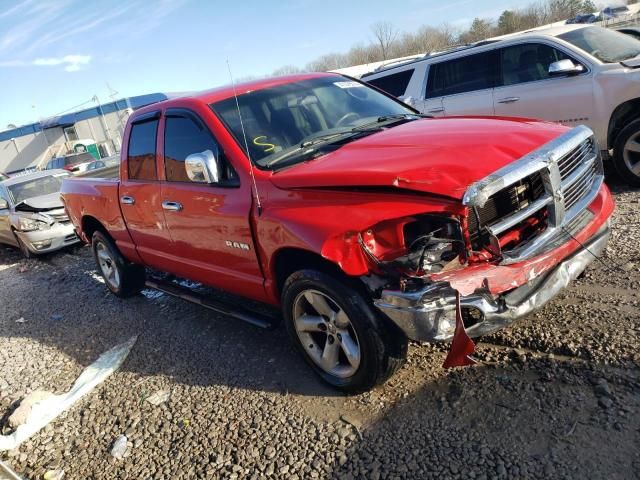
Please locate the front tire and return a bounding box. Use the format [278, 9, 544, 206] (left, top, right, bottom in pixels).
[282, 269, 407, 394]
[613, 118, 640, 187]
[92, 231, 145, 298]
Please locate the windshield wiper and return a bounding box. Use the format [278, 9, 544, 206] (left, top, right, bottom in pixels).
[352, 113, 428, 132]
[299, 130, 354, 148]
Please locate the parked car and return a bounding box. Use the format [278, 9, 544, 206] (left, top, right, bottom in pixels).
[363, 25, 640, 185]
[0, 170, 80, 257]
[617, 26, 640, 40]
[43, 152, 97, 174]
[601, 5, 631, 19]
[566, 13, 597, 24]
[61, 73, 613, 392]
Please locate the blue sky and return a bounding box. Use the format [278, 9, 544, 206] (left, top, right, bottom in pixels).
[0, 0, 531, 128]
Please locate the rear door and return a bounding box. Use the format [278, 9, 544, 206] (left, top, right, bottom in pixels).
[159, 108, 265, 299]
[493, 42, 594, 129]
[427, 50, 498, 116]
[119, 112, 173, 268]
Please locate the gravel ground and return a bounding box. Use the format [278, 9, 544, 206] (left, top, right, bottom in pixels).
[1, 179, 639, 480]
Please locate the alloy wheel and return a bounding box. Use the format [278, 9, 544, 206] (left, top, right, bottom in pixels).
[292, 289, 361, 378]
[96, 241, 120, 290]
[623, 130, 640, 177]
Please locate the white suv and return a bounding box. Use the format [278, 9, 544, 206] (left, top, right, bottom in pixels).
[363, 25, 640, 185]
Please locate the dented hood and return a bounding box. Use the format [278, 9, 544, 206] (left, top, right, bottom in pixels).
[270, 117, 568, 200]
[15, 192, 63, 211]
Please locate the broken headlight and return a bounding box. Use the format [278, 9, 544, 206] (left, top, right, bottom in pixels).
[360, 214, 464, 277]
[18, 216, 51, 232]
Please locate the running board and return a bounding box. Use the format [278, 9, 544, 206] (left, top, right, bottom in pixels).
[144, 278, 278, 330]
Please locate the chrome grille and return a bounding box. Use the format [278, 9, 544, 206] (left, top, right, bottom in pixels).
[563, 161, 598, 211]
[463, 125, 603, 264]
[46, 208, 70, 224]
[558, 137, 594, 180]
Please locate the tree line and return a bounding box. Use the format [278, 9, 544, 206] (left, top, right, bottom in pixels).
[272, 0, 635, 75]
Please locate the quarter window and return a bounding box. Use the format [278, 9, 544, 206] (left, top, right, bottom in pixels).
[164, 113, 236, 184]
[128, 119, 158, 181]
[367, 69, 415, 97]
[426, 51, 497, 98]
[500, 43, 574, 86]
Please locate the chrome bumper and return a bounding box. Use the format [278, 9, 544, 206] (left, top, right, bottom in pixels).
[374, 225, 610, 342]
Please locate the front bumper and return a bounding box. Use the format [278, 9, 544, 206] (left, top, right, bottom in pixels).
[14, 222, 80, 254]
[374, 224, 610, 342]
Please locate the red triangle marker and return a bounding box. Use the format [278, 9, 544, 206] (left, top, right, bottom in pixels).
[443, 291, 477, 368]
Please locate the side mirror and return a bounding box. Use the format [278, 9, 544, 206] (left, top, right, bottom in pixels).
[548, 59, 584, 76]
[185, 149, 219, 184]
[0, 198, 8, 210]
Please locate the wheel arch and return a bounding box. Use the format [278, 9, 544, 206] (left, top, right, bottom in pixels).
[272, 247, 348, 298]
[608, 98, 640, 150]
[81, 215, 111, 243]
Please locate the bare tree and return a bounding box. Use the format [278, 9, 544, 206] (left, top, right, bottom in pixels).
[459, 18, 495, 43]
[272, 65, 304, 76]
[371, 21, 398, 60]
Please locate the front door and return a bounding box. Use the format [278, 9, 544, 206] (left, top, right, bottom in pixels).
[118, 112, 173, 269]
[159, 109, 265, 301]
[493, 42, 594, 130]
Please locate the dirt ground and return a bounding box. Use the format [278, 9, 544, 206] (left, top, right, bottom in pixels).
[1, 179, 639, 480]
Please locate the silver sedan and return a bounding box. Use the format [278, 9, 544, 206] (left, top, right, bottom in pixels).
[0, 170, 80, 258]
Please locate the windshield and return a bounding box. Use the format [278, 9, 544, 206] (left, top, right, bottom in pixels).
[559, 27, 640, 63]
[8, 174, 67, 205]
[211, 76, 415, 168]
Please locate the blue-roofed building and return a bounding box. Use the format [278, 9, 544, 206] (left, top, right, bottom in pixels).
[0, 92, 175, 174]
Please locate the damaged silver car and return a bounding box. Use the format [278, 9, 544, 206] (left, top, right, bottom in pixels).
[0, 170, 80, 258]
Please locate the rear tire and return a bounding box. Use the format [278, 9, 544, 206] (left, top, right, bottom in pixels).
[92, 231, 145, 298]
[282, 269, 407, 394]
[613, 118, 640, 187]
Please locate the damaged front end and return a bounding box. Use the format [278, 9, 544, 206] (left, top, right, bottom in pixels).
[360, 126, 613, 357]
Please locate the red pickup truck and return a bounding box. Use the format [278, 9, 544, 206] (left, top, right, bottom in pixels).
[61, 73, 614, 392]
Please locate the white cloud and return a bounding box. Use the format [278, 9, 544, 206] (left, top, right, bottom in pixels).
[0, 0, 186, 56]
[0, 54, 92, 72]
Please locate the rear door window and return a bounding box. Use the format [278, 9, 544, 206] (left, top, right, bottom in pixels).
[366, 69, 415, 97]
[499, 43, 574, 86]
[128, 118, 159, 181]
[426, 51, 497, 98]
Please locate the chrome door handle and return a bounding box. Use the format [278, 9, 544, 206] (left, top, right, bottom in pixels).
[427, 107, 444, 113]
[120, 196, 135, 205]
[497, 97, 520, 104]
[162, 201, 183, 212]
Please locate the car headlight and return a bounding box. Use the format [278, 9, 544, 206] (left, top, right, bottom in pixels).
[359, 214, 464, 277]
[19, 216, 51, 232]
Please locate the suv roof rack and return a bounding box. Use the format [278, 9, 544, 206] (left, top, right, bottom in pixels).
[361, 39, 499, 78]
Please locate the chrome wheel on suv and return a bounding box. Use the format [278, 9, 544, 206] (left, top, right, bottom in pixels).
[623, 130, 640, 177]
[292, 289, 361, 378]
[614, 119, 640, 187]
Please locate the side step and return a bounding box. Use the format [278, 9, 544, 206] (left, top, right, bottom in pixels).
[145, 278, 278, 330]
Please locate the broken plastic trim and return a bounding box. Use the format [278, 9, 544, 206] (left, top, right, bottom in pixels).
[357, 214, 464, 279]
[0, 336, 137, 452]
[374, 225, 609, 343]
